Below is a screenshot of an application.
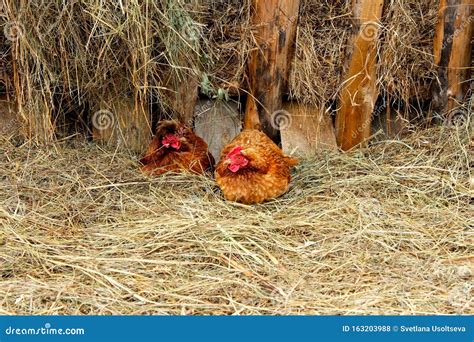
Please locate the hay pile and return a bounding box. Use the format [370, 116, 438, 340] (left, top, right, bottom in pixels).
[289, 0, 439, 108]
[0, 0, 209, 139]
[1, 126, 472, 315]
[1, 0, 441, 141]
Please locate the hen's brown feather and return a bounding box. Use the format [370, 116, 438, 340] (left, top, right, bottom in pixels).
[140, 121, 214, 176]
[215, 129, 298, 204]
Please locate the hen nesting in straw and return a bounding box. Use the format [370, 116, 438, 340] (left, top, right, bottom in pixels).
[215, 129, 298, 204]
[140, 120, 214, 175]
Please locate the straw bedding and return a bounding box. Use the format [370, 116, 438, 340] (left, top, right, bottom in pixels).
[1, 126, 472, 315]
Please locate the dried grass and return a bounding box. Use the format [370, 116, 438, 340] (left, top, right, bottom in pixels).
[1, 0, 443, 140]
[289, 0, 439, 110]
[1, 125, 472, 315]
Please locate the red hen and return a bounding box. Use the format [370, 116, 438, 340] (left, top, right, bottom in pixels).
[140, 120, 214, 175]
[215, 129, 298, 204]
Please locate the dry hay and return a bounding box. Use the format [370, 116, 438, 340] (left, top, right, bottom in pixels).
[1, 0, 441, 141]
[0, 0, 208, 138]
[289, 0, 439, 109]
[0, 125, 472, 315]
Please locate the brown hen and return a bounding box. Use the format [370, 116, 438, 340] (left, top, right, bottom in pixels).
[215, 129, 298, 204]
[140, 120, 214, 175]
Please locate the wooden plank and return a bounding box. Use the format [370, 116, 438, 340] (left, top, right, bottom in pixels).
[432, 0, 473, 120]
[0, 94, 18, 136]
[335, 0, 384, 150]
[280, 102, 337, 157]
[194, 99, 242, 161]
[161, 69, 199, 125]
[244, 0, 301, 144]
[92, 94, 151, 152]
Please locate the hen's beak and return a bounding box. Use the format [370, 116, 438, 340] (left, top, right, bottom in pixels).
[223, 159, 231, 167]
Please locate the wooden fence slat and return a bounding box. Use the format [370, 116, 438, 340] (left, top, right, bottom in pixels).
[244, 0, 300, 144]
[335, 0, 384, 151]
[432, 0, 473, 120]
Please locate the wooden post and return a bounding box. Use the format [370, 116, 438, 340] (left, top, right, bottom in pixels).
[92, 93, 151, 152]
[432, 0, 473, 118]
[12, 44, 56, 144]
[335, 0, 384, 150]
[161, 69, 199, 125]
[0, 94, 18, 136]
[244, 0, 300, 144]
[280, 102, 337, 156]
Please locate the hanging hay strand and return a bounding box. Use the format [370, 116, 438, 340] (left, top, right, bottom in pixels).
[0, 125, 471, 314]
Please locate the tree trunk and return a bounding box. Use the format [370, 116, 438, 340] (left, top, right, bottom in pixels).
[244, 0, 300, 144]
[335, 0, 384, 151]
[432, 0, 473, 121]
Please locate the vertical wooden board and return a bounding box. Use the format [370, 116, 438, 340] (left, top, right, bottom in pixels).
[194, 99, 242, 161]
[432, 0, 473, 118]
[335, 0, 384, 151]
[244, 0, 301, 143]
[280, 102, 337, 157]
[0, 94, 18, 136]
[20, 92, 55, 143]
[161, 69, 199, 125]
[92, 95, 151, 153]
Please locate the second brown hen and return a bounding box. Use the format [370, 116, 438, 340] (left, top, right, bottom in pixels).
[215, 129, 298, 204]
[140, 120, 214, 175]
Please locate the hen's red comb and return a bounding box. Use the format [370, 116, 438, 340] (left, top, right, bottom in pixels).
[227, 146, 243, 157]
[162, 133, 181, 149]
